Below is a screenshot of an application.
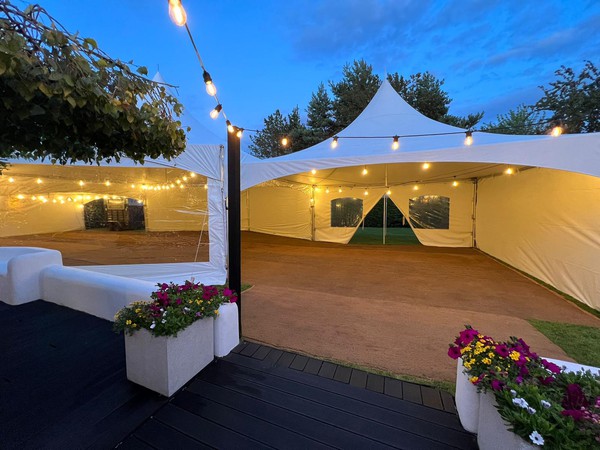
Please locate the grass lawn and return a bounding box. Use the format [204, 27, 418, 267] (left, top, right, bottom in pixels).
[529, 319, 600, 367]
[349, 227, 421, 245]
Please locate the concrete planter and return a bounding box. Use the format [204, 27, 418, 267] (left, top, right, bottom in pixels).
[214, 302, 239, 357]
[477, 392, 536, 450]
[124, 317, 214, 397]
[455, 357, 481, 433]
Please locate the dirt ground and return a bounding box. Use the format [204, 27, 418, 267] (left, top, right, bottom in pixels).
[2, 229, 598, 382]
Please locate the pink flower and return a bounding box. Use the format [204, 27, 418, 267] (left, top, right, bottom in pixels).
[491, 379, 504, 391]
[495, 344, 510, 357]
[448, 345, 461, 359]
[541, 359, 562, 374]
[230, 296, 238, 303]
[223, 288, 233, 297]
[458, 328, 479, 346]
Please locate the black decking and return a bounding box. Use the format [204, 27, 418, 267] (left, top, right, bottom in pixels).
[1, 300, 477, 449]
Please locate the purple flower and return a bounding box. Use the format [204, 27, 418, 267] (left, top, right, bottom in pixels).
[562, 383, 589, 410]
[562, 409, 586, 421]
[459, 328, 479, 345]
[541, 359, 562, 374]
[515, 376, 523, 385]
[223, 288, 233, 297]
[540, 376, 555, 385]
[495, 344, 510, 358]
[448, 346, 461, 360]
[491, 379, 504, 391]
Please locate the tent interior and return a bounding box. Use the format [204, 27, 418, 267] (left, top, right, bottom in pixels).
[241, 81, 600, 311]
[0, 144, 227, 285]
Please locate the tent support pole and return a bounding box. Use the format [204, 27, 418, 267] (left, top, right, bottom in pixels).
[383, 195, 387, 245]
[472, 178, 478, 248]
[228, 129, 242, 338]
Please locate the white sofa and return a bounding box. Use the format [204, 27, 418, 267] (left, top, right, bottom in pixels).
[0, 247, 62, 305]
[41, 265, 155, 321]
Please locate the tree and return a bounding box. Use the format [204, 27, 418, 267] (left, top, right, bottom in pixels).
[330, 59, 380, 131]
[248, 107, 307, 158]
[0, 2, 187, 170]
[480, 105, 544, 135]
[387, 71, 451, 121]
[535, 61, 600, 133]
[305, 82, 334, 146]
[441, 112, 485, 130]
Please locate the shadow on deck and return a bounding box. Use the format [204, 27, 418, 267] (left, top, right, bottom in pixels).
[0, 301, 477, 449]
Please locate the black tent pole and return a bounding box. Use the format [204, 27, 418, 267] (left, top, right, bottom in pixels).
[227, 128, 242, 338]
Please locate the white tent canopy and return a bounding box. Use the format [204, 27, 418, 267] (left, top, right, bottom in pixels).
[241, 80, 600, 310]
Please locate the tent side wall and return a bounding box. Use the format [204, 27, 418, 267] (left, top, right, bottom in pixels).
[476, 168, 600, 310]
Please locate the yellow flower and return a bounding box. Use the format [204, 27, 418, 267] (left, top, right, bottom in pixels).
[495, 366, 502, 372]
[474, 347, 484, 355]
[135, 308, 141, 313]
[126, 320, 132, 325]
[469, 376, 479, 384]
[215, 310, 220, 315]
[132, 323, 137, 328]
[468, 359, 475, 365]
[482, 358, 492, 365]
[464, 362, 472, 369]
[460, 346, 469, 354]
[475, 341, 483, 348]
[509, 351, 521, 361]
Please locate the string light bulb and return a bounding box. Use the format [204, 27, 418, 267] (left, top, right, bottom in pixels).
[392, 135, 399, 150]
[168, 0, 187, 26]
[364, 189, 369, 196]
[505, 168, 514, 175]
[325, 187, 330, 194]
[105, 181, 111, 186]
[362, 166, 368, 176]
[226, 120, 234, 134]
[311, 169, 316, 175]
[210, 104, 223, 119]
[78, 180, 85, 187]
[413, 185, 419, 191]
[452, 179, 459, 187]
[190, 172, 196, 178]
[331, 136, 338, 149]
[281, 137, 289, 147]
[464, 131, 473, 146]
[386, 189, 392, 196]
[203, 70, 217, 96]
[422, 162, 430, 170]
[236, 128, 243, 139]
[36, 178, 42, 184]
[8, 177, 15, 183]
[338, 186, 342, 193]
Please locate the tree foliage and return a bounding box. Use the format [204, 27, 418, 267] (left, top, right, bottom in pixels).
[535, 61, 600, 133]
[0, 2, 187, 169]
[387, 71, 451, 121]
[305, 82, 334, 146]
[480, 104, 545, 135]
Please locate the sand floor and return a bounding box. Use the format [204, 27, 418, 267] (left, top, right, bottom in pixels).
[2, 229, 598, 382]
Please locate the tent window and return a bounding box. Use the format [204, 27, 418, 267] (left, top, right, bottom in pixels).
[331, 197, 363, 227]
[409, 195, 450, 229]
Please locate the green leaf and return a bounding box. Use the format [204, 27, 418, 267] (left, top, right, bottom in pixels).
[136, 66, 148, 76]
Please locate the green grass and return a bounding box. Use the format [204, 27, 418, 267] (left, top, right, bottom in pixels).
[529, 320, 600, 367]
[349, 227, 421, 245]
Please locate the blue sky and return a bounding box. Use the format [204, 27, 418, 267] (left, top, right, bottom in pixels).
[24, 0, 600, 147]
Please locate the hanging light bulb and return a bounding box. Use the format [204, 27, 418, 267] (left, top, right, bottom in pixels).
[422, 162, 430, 170]
[364, 189, 369, 196]
[78, 180, 85, 187]
[331, 136, 338, 149]
[392, 135, 399, 150]
[168, 0, 187, 26]
[131, 184, 136, 189]
[176, 179, 181, 184]
[182, 176, 188, 181]
[505, 168, 514, 175]
[210, 104, 223, 119]
[387, 189, 392, 196]
[362, 166, 368, 176]
[236, 128, 243, 139]
[226, 120, 235, 134]
[325, 187, 330, 194]
[203, 70, 217, 96]
[105, 180, 111, 186]
[8, 177, 15, 183]
[204, 184, 208, 190]
[36, 178, 43, 184]
[281, 137, 289, 147]
[31, 195, 37, 200]
[190, 172, 196, 178]
[551, 124, 563, 137]
[52, 199, 57, 204]
[338, 186, 342, 193]
[413, 185, 419, 191]
[16, 194, 24, 200]
[311, 169, 317, 175]
[464, 131, 473, 146]
[452, 180, 459, 187]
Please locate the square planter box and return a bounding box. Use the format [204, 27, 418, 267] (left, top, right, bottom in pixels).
[214, 302, 239, 357]
[125, 317, 214, 397]
[455, 357, 480, 433]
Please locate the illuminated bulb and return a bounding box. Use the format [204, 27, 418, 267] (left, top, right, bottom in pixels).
[190, 172, 196, 178]
[392, 135, 399, 150]
[94, 196, 100, 200]
[105, 181, 111, 186]
[364, 189, 369, 196]
[131, 184, 136, 189]
[176, 179, 181, 184]
[60, 200, 65, 204]
[112, 195, 118, 199]
[203, 70, 217, 96]
[42, 198, 48, 203]
[157, 186, 162, 190]
[236, 129, 243, 139]
[8, 177, 15, 183]
[68, 197, 74, 202]
[505, 168, 514, 175]
[413, 185, 419, 191]
[226, 120, 234, 134]
[77, 204, 84, 210]
[210, 104, 223, 119]
[551, 125, 563, 137]
[78, 180, 85, 187]
[204, 184, 208, 190]
[103, 195, 108, 199]
[464, 131, 473, 146]
[325, 187, 330, 194]
[170, 183, 175, 188]
[309, 198, 314, 205]
[168, 0, 187, 26]
[16, 194, 24, 200]
[179, 184, 185, 189]
[36, 178, 42, 184]
[76, 195, 82, 201]
[422, 163, 430, 170]
[31, 195, 37, 200]
[331, 136, 338, 149]
[85, 195, 91, 200]
[52, 199, 57, 204]
[311, 169, 316, 175]
[452, 180, 459, 187]
[338, 187, 342, 193]
[387, 189, 392, 196]
[362, 167, 368, 176]
[281, 137, 289, 147]
[141, 185, 147, 190]
[58, 196, 64, 200]
[182, 176, 188, 181]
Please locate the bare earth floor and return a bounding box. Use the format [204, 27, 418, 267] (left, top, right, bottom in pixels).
[1, 230, 598, 383]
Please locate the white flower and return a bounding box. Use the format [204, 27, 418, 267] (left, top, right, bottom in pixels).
[184, 307, 190, 312]
[541, 400, 551, 409]
[527, 406, 537, 414]
[512, 397, 529, 408]
[163, 310, 168, 316]
[529, 430, 544, 446]
[150, 322, 156, 329]
[510, 389, 517, 397]
[161, 319, 166, 324]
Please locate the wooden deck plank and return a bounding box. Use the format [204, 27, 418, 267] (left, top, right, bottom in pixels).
[251, 345, 272, 360]
[421, 385, 445, 410]
[349, 369, 368, 388]
[366, 373, 385, 393]
[333, 365, 352, 383]
[132, 418, 212, 449]
[262, 348, 284, 366]
[303, 357, 323, 374]
[275, 351, 296, 368]
[402, 382, 423, 404]
[114, 435, 155, 450]
[384, 377, 404, 399]
[289, 354, 309, 371]
[317, 361, 337, 379]
[239, 341, 261, 357]
[209, 359, 476, 449]
[440, 390, 458, 413]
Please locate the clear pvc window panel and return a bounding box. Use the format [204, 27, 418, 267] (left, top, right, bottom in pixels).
[409, 195, 450, 229]
[331, 197, 363, 227]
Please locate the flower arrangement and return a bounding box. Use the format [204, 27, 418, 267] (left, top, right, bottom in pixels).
[113, 281, 237, 337]
[449, 326, 600, 448]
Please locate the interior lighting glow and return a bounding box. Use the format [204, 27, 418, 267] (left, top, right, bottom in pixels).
[31, 195, 37, 200]
[131, 184, 136, 189]
[331, 136, 338, 149]
[170, 183, 175, 188]
[387, 189, 392, 196]
[551, 125, 563, 137]
[190, 172, 196, 178]
[204, 184, 208, 189]
[77, 204, 84, 209]
[16, 194, 24, 200]
[182, 176, 188, 181]
[281, 137, 289, 147]
[422, 163, 430, 170]
[102, 195, 108, 199]
[60, 200, 65, 204]
[176, 179, 181, 184]
[392, 135, 399, 150]
[338, 186, 342, 193]
[168, 0, 187, 26]
[464, 131, 473, 146]
[413, 185, 419, 191]
[68, 197, 74, 202]
[325, 187, 330, 194]
[364, 189, 369, 196]
[52, 199, 57, 203]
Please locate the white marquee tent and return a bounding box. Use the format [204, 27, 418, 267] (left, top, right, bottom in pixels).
[241, 80, 600, 310]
